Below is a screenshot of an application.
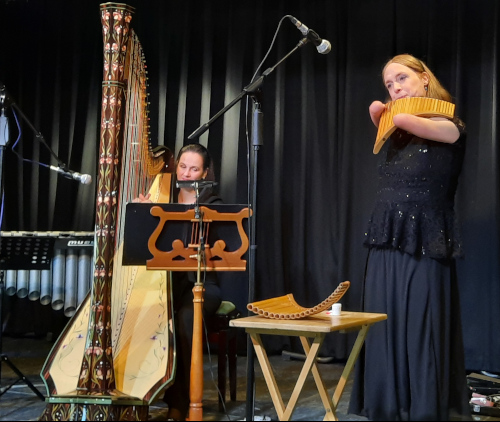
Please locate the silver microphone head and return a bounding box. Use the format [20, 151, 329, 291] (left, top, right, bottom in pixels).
[80, 174, 92, 185]
[317, 39, 332, 55]
[306, 29, 332, 55]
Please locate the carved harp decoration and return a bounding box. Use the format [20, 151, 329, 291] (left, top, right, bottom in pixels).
[39, 3, 174, 421]
[373, 97, 455, 154]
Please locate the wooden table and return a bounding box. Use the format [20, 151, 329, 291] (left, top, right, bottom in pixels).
[230, 311, 387, 421]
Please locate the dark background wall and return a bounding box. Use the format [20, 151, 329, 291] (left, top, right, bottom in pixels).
[0, 0, 498, 372]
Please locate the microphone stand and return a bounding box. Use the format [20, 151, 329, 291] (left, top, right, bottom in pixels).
[189, 181, 206, 421]
[0, 82, 69, 174]
[176, 179, 218, 421]
[187, 37, 310, 421]
[0, 84, 45, 400]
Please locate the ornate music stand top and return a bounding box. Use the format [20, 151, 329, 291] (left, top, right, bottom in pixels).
[123, 203, 252, 272]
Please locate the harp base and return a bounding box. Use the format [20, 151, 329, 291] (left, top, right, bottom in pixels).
[39, 393, 148, 421]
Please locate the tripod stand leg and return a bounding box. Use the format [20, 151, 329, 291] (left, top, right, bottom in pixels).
[0, 354, 45, 400]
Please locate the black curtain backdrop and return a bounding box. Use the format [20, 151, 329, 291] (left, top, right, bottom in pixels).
[0, 0, 498, 373]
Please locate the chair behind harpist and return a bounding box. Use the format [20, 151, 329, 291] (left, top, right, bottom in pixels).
[39, 3, 175, 420]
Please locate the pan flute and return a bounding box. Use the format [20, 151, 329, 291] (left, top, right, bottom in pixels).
[247, 281, 350, 320]
[373, 97, 455, 154]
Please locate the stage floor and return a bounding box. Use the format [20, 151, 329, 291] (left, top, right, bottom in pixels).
[0, 332, 367, 421]
[1, 334, 496, 421]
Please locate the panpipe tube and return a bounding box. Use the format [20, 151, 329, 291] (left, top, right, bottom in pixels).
[266, 303, 295, 315]
[260, 301, 295, 313]
[248, 295, 285, 309]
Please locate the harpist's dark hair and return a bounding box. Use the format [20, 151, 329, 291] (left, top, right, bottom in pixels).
[175, 143, 215, 181]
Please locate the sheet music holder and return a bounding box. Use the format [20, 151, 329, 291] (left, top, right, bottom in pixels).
[123, 203, 251, 271]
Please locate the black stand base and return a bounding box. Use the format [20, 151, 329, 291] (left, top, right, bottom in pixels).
[0, 354, 45, 400]
[0, 87, 45, 403]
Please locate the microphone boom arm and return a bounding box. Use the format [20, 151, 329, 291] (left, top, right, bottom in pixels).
[187, 41, 307, 140]
[0, 84, 65, 168]
[0, 82, 91, 184]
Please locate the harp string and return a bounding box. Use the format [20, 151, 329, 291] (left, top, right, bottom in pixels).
[112, 29, 155, 348]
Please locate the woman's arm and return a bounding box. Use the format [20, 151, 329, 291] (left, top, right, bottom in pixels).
[392, 114, 460, 144]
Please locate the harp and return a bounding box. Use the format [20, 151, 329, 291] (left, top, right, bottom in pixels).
[373, 97, 455, 154]
[39, 3, 175, 420]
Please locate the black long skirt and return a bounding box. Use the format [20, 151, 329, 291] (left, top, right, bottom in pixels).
[348, 248, 472, 421]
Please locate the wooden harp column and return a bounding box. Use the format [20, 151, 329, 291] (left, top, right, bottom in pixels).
[74, 3, 133, 397]
[38, 4, 136, 419]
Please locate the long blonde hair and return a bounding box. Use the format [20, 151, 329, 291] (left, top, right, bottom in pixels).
[382, 54, 453, 103]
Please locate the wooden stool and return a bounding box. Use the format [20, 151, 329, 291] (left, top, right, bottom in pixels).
[205, 301, 241, 411]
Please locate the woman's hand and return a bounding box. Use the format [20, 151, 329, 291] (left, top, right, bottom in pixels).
[132, 193, 152, 203]
[369, 101, 386, 127]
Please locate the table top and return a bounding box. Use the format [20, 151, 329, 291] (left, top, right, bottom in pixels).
[230, 311, 387, 333]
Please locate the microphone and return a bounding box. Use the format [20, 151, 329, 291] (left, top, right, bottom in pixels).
[176, 180, 218, 189]
[0, 81, 7, 105]
[49, 165, 92, 185]
[0, 108, 9, 146]
[1, 82, 10, 146]
[288, 16, 332, 54]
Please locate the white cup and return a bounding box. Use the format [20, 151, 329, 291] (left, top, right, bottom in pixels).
[331, 303, 342, 316]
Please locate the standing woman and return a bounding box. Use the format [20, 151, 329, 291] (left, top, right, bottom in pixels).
[348, 54, 472, 421]
[134, 143, 223, 421]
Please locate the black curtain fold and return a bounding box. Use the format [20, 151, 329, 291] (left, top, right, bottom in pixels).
[1, 0, 499, 372]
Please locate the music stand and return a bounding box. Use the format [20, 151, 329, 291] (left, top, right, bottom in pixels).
[0, 90, 45, 400]
[123, 202, 251, 421]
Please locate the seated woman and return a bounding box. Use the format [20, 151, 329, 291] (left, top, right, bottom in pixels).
[134, 143, 222, 421]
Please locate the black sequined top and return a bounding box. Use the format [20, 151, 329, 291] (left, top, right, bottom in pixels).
[364, 117, 466, 260]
